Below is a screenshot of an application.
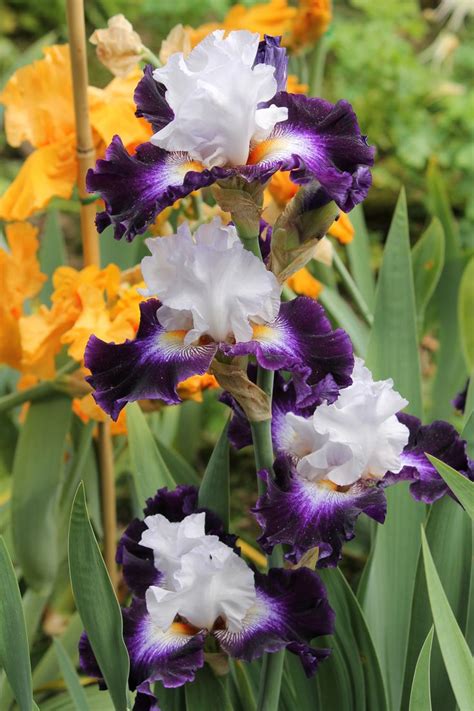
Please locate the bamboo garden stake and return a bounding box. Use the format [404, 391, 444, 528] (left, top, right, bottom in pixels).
[66, 0, 117, 588]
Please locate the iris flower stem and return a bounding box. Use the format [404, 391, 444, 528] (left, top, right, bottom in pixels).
[236, 220, 284, 711]
[141, 46, 161, 68]
[332, 250, 374, 327]
[0, 361, 79, 413]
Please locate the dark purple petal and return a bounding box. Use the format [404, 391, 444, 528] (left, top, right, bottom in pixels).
[84, 299, 217, 420]
[124, 599, 205, 689]
[79, 632, 105, 687]
[386, 413, 473, 505]
[133, 682, 161, 711]
[134, 64, 174, 132]
[452, 379, 469, 414]
[117, 485, 238, 597]
[86, 136, 229, 241]
[222, 296, 354, 407]
[242, 92, 375, 212]
[215, 567, 334, 676]
[253, 463, 386, 567]
[253, 35, 288, 93]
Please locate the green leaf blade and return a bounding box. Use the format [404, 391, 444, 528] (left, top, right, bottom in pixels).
[0, 536, 34, 711]
[12, 395, 72, 592]
[408, 627, 434, 711]
[426, 455, 474, 520]
[421, 528, 473, 711]
[68, 483, 130, 711]
[198, 420, 230, 529]
[53, 638, 90, 711]
[127, 402, 176, 503]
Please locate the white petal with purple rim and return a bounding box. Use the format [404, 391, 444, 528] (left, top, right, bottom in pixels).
[140, 218, 281, 345]
[150, 30, 288, 167]
[285, 358, 410, 486]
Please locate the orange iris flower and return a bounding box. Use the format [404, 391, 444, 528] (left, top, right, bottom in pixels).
[0, 44, 151, 222]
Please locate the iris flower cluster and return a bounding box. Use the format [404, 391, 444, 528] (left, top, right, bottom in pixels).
[81, 29, 472, 709]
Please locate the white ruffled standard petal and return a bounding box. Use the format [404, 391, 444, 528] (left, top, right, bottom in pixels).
[150, 30, 287, 168]
[140, 218, 281, 346]
[284, 358, 410, 486]
[139, 512, 206, 582]
[145, 535, 256, 634]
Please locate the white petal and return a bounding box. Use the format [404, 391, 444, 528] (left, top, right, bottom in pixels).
[150, 30, 281, 168]
[140, 218, 281, 345]
[285, 357, 410, 485]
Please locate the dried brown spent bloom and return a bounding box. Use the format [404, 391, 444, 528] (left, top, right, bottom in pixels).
[90, 14, 143, 77]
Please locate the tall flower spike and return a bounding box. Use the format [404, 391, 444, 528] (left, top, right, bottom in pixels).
[80, 485, 335, 710]
[87, 31, 374, 241]
[85, 218, 353, 420]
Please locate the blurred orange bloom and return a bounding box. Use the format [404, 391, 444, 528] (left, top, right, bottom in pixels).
[290, 0, 332, 50]
[0, 45, 151, 222]
[0, 222, 46, 367]
[177, 374, 220, 402]
[191, 0, 330, 51]
[287, 268, 323, 299]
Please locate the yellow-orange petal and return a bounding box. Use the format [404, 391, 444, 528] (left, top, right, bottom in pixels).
[225, 0, 296, 36]
[89, 69, 152, 150]
[0, 139, 77, 222]
[0, 306, 22, 368]
[0, 44, 74, 148]
[286, 267, 323, 299]
[177, 373, 219, 402]
[289, 0, 332, 51]
[286, 74, 309, 94]
[0, 222, 46, 310]
[328, 212, 354, 244]
[267, 171, 299, 206]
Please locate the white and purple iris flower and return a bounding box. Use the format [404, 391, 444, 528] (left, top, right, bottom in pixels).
[84, 218, 353, 419]
[79, 486, 335, 710]
[223, 359, 473, 567]
[86, 31, 374, 241]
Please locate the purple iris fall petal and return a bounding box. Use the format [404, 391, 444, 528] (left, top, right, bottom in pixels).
[124, 599, 206, 689]
[241, 92, 375, 212]
[386, 413, 474, 505]
[84, 299, 218, 420]
[215, 567, 334, 675]
[86, 136, 229, 241]
[134, 64, 174, 132]
[452, 379, 469, 414]
[223, 296, 354, 407]
[253, 35, 288, 93]
[253, 462, 387, 567]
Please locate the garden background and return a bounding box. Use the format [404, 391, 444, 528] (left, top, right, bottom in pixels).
[0, 1, 473, 710]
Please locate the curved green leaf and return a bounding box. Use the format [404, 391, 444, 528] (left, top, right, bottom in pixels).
[345, 203, 376, 310]
[409, 627, 434, 711]
[412, 218, 444, 330]
[155, 436, 200, 486]
[68, 483, 130, 711]
[402, 496, 471, 711]
[185, 664, 233, 710]
[53, 638, 90, 711]
[12, 395, 72, 592]
[127, 402, 176, 503]
[362, 188, 424, 710]
[198, 420, 230, 529]
[459, 257, 474, 371]
[317, 568, 388, 711]
[427, 455, 474, 520]
[0, 536, 34, 711]
[421, 528, 473, 711]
